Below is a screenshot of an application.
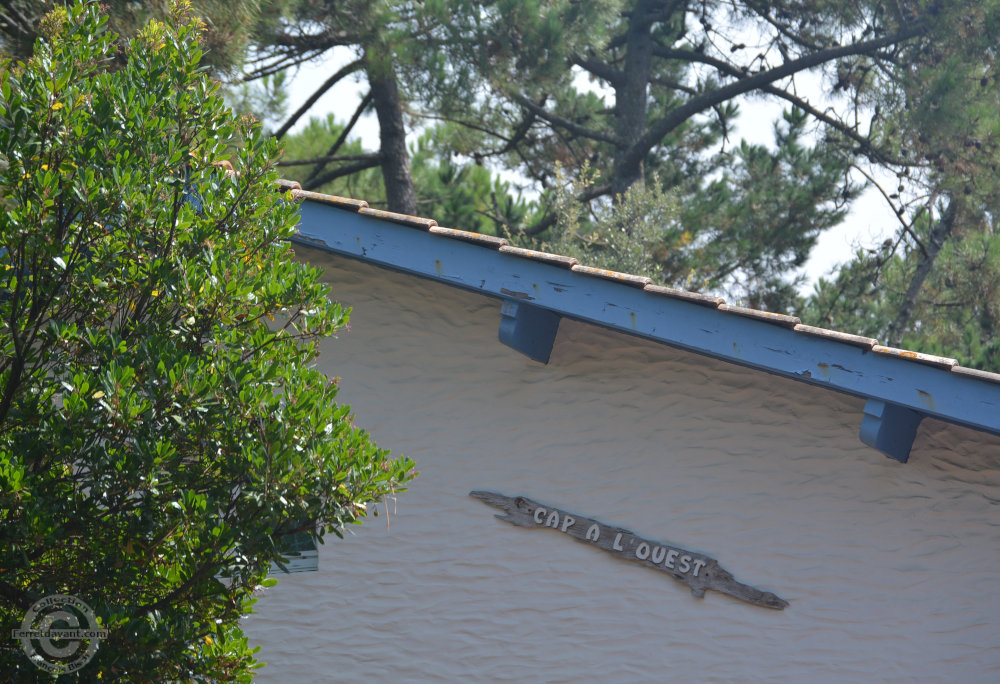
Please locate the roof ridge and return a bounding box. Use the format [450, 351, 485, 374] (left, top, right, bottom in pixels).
[276, 179, 999, 386]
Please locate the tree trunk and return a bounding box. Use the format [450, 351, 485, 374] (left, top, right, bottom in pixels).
[611, 1, 656, 198]
[886, 198, 958, 346]
[367, 63, 417, 215]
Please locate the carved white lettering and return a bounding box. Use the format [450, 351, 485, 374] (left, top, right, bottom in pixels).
[471, 491, 788, 610]
[678, 555, 692, 573]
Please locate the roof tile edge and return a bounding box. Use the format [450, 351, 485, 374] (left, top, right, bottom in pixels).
[571, 264, 652, 288]
[358, 207, 437, 229]
[718, 304, 800, 328]
[951, 365, 1000, 385]
[643, 284, 725, 307]
[872, 345, 958, 369]
[793, 324, 877, 349]
[429, 226, 509, 249]
[292, 188, 368, 212]
[499, 245, 578, 269]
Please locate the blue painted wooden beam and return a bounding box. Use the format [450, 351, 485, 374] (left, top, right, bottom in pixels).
[498, 300, 561, 363]
[291, 201, 1000, 443]
[859, 399, 924, 463]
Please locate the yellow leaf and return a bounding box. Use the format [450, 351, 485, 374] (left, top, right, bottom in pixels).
[41, 164, 49, 171]
[92, 391, 105, 399]
[151, 289, 160, 297]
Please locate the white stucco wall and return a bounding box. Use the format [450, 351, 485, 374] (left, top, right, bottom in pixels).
[245, 248, 1000, 683]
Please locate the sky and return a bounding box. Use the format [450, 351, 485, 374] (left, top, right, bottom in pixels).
[279, 48, 898, 296]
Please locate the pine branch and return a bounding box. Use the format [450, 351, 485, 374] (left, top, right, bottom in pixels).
[851, 164, 928, 256]
[304, 90, 374, 186]
[626, 21, 929, 173]
[273, 59, 363, 140]
[511, 184, 611, 237]
[243, 49, 329, 81]
[303, 157, 383, 191]
[277, 153, 379, 167]
[886, 199, 957, 346]
[511, 94, 621, 146]
[651, 44, 916, 167]
[571, 54, 624, 86]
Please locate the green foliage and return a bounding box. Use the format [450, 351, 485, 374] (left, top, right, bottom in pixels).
[802, 209, 1000, 371]
[519, 163, 680, 281]
[675, 108, 856, 310]
[1, 0, 266, 74]
[230, 0, 1000, 370]
[408, 130, 538, 235]
[224, 72, 289, 131]
[52, 0, 997, 370]
[278, 114, 383, 201]
[801, 0, 1000, 371]
[280, 117, 539, 234]
[523, 109, 853, 311]
[0, 2, 414, 679]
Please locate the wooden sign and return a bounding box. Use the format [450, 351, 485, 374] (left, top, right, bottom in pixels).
[470, 491, 788, 610]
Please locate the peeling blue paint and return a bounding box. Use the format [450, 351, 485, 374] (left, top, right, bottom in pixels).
[917, 390, 935, 411]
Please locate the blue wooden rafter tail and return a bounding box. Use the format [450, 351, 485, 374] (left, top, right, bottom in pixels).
[859, 399, 924, 463]
[293, 201, 1000, 460]
[498, 300, 561, 364]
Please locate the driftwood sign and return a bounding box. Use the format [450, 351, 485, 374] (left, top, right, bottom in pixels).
[470, 491, 788, 610]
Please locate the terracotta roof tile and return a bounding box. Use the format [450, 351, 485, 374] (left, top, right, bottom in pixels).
[717, 304, 801, 328]
[643, 284, 725, 307]
[950, 365, 1000, 385]
[358, 207, 437, 229]
[293, 189, 368, 211]
[570, 264, 652, 288]
[871, 345, 958, 369]
[499, 245, 578, 269]
[793, 324, 877, 349]
[429, 226, 509, 249]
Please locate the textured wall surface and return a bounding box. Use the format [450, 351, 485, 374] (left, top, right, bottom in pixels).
[244, 249, 1000, 683]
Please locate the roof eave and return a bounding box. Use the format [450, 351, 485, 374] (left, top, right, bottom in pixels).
[292, 196, 1000, 462]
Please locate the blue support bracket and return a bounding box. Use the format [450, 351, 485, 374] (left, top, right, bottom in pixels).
[859, 399, 925, 463]
[498, 300, 561, 364]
